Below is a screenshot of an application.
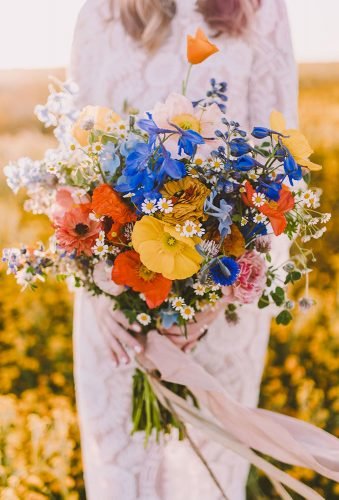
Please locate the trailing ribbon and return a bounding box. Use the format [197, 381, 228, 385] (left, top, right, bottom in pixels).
[140, 331, 339, 499]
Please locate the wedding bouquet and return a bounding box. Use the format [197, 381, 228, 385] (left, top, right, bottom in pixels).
[4, 31, 337, 495]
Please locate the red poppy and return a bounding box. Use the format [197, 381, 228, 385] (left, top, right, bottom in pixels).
[112, 250, 172, 309]
[242, 181, 294, 236]
[91, 184, 136, 224]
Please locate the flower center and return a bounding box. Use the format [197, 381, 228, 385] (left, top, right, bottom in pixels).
[138, 264, 156, 282]
[75, 223, 89, 235]
[172, 113, 201, 132]
[268, 201, 279, 210]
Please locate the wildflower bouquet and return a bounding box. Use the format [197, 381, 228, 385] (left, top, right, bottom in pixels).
[3, 30, 330, 447]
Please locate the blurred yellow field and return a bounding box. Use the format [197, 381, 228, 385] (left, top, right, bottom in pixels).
[0, 65, 338, 499]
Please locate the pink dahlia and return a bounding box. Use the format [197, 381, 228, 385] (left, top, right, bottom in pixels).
[224, 251, 266, 304]
[55, 206, 100, 256]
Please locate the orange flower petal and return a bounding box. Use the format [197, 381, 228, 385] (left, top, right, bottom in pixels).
[91, 184, 136, 224]
[187, 28, 219, 65]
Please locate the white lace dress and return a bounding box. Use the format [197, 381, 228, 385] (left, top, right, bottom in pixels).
[70, 1, 298, 498]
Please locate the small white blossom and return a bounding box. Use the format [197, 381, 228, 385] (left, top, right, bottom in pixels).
[253, 213, 268, 224]
[252, 192, 266, 207]
[240, 217, 248, 226]
[180, 305, 195, 321]
[136, 313, 151, 326]
[321, 213, 331, 224]
[141, 199, 158, 214]
[171, 297, 186, 311]
[157, 198, 173, 214]
[192, 282, 206, 296]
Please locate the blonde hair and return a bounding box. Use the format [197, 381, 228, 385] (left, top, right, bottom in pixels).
[109, 0, 260, 50]
[110, 0, 175, 50]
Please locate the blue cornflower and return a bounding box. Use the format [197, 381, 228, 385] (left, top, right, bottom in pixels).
[204, 192, 233, 238]
[99, 142, 120, 176]
[284, 153, 303, 185]
[210, 257, 240, 286]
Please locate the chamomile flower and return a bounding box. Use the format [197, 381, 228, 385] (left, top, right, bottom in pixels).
[253, 213, 268, 224]
[192, 282, 206, 296]
[211, 159, 223, 172]
[92, 142, 103, 153]
[240, 217, 248, 226]
[141, 199, 158, 214]
[208, 292, 219, 303]
[321, 213, 331, 224]
[136, 313, 151, 326]
[93, 243, 109, 257]
[180, 305, 195, 321]
[180, 220, 197, 237]
[89, 212, 104, 222]
[193, 155, 204, 167]
[252, 192, 266, 208]
[171, 296, 186, 311]
[157, 197, 173, 214]
[248, 172, 259, 181]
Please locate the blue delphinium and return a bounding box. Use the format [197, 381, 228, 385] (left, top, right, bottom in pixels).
[210, 257, 240, 286]
[99, 142, 120, 177]
[284, 153, 303, 185]
[158, 147, 186, 181]
[229, 138, 252, 157]
[115, 142, 155, 193]
[204, 192, 233, 238]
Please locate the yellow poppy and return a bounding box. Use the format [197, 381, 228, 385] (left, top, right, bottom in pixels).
[187, 28, 219, 65]
[132, 216, 203, 280]
[72, 105, 121, 146]
[270, 110, 321, 171]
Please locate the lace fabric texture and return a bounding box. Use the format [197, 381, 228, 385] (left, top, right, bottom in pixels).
[71, 1, 297, 498]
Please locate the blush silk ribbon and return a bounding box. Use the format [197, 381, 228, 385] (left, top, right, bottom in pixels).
[140, 331, 339, 500]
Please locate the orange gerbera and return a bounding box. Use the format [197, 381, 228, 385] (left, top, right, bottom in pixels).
[242, 181, 295, 236]
[111, 250, 172, 309]
[187, 28, 219, 65]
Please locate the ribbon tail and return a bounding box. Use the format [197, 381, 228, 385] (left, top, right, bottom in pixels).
[144, 331, 339, 484]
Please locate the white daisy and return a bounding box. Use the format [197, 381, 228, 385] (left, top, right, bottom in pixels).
[240, 217, 248, 226]
[321, 213, 331, 224]
[253, 213, 268, 224]
[208, 292, 219, 303]
[248, 172, 259, 181]
[157, 198, 173, 214]
[136, 313, 151, 326]
[89, 212, 104, 222]
[141, 199, 158, 214]
[171, 297, 186, 310]
[211, 160, 223, 172]
[192, 282, 206, 296]
[252, 192, 266, 208]
[93, 243, 109, 257]
[180, 305, 195, 321]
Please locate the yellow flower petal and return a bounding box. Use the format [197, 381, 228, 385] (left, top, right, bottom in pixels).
[283, 129, 313, 160]
[270, 110, 286, 133]
[295, 157, 322, 171]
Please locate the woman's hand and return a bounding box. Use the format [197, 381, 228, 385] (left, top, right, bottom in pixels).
[160, 306, 221, 352]
[93, 296, 143, 366]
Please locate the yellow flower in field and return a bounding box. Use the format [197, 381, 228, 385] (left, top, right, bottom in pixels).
[72, 105, 121, 146]
[132, 216, 203, 280]
[270, 110, 322, 171]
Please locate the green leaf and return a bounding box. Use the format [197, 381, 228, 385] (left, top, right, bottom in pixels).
[276, 310, 293, 325]
[258, 294, 270, 309]
[270, 286, 285, 306]
[285, 271, 302, 284]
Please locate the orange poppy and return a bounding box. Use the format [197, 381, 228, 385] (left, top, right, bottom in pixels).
[91, 184, 136, 224]
[111, 250, 172, 309]
[187, 28, 219, 65]
[242, 181, 294, 236]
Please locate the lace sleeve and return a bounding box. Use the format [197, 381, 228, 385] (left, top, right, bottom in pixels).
[248, 0, 298, 129]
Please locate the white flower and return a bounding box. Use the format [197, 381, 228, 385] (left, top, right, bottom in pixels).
[248, 172, 259, 181]
[89, 212, 104, 222]
[157, 197, 173, 214]
[208, 292, 219, 303]
[240, 217, 248, 226]
[179, 220, 205, 238]
[321, 213, 331, 224]
[192, 282, 206, 296]
[136, 313, 151, 326]
[211, 159, 223, 172]
[253, 213, 268, 224]
[93, 243, 109, 257]
[252, 192, 266, 207]
[314, 227, 326, 239]
[142, 199, 158, 214]
[180, 305, 195, 321]
[171, 296, 186, 310]
[93, 261, 124, 296]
